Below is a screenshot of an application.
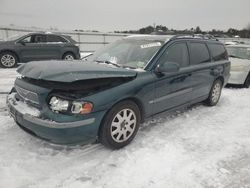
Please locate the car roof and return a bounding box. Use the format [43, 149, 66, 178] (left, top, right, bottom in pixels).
[125, 35, 172, 43]
[124, 34, 222, 44]
[26, 32, 65, 36]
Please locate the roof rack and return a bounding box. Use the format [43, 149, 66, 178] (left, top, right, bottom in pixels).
[170, 34, 219, 41]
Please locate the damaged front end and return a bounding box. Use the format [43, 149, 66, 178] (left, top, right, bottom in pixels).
[7, 60, 137, 144]
[22, 76, 135, 98]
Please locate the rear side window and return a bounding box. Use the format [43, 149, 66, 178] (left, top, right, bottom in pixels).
[31, 35, 46, 43]
[47, 35, 67, 43]
[189, 43, 210, 65]
[158, 43, 189, 67]
[208, 43, 228, 61]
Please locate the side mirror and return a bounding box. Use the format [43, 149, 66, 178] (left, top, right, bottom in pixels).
[155, 62, 180, 74]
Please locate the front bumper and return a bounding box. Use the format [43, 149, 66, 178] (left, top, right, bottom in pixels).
[7, 93, 106, 145]
[228, 71, 249, 85]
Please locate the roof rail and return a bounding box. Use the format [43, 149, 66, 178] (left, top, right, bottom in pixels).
[170, 34, 219, 41]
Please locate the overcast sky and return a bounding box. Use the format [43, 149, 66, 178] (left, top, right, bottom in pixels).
[0, 0, 249, 32]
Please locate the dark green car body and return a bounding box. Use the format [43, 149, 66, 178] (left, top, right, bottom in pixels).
[6, 35, 230, 145]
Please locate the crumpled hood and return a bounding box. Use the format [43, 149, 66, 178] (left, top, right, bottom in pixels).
[229, 57, 250, 68]
[17, 60, 137, 82]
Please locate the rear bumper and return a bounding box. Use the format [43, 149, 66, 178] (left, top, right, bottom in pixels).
[228, 71, 248, 85]
[7, 93, 106, 145]
[75, 53, 81, 60]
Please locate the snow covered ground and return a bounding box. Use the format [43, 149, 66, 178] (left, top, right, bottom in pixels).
[0, 68, 250, 188]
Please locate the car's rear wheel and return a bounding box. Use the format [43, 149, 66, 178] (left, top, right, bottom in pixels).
[63, 52, 75, 61]
[99, 100, 141, 149]
[205, 79, 223, 106]
[243, 73, 250, 88]
[0, 52, 17, 68]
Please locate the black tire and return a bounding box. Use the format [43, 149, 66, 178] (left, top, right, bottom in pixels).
[205, 79, 223, 106]
[99, 100, 141, 149]
[243, 73, 250, 88]
[0, 52, 18, 68]
[62, 52, 75, 61]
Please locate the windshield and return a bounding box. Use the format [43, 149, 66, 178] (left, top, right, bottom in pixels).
[89, 39, 164, 69]
[226, 46, 250, 60]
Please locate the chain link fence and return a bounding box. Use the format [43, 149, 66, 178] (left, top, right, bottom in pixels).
[1, 27, 250, 53]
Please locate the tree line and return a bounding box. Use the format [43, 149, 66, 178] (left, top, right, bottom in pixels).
[114, 24, 250, 38]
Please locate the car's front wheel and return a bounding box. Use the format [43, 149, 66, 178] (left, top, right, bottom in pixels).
[99, 100, 141, 149]
[0, 52, 17, 68]
[205, 79, 223, 106]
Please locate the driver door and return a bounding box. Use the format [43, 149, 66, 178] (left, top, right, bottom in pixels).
[18, 34, 47, 62]
[152, 42, 194, 114]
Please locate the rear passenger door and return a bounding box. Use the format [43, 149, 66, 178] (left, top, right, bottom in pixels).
[44, 35, 68, 59]
[153, 42, 194, 114]
[187, 42, 214, 100]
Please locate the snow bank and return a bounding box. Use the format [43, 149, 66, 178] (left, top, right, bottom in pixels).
[0, 68, 250, 188]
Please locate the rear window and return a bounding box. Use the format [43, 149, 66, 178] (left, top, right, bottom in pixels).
[190, 43, 210, 65]
[63, 35, 77, 43]
[208, 43, 228, 61]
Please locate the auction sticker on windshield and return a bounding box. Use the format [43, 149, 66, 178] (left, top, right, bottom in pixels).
[140, 42, 162, 49]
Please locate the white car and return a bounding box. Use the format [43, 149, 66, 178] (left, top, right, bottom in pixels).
[226, 44, 250, 88]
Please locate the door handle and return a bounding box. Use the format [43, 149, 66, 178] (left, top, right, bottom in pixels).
[171, 73, 192, 83]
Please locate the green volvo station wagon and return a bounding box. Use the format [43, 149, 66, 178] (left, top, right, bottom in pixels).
[7, 35, 230, 149]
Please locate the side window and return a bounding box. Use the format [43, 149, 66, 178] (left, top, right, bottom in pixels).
[208, 43, 228, 61]
[31, 35, 46, 43]
[189, 43, 210, 65]
[158, 43, 189, 67]
[47, 35, 67, 43]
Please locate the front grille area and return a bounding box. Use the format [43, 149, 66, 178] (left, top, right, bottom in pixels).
[15, 85, 39, 105]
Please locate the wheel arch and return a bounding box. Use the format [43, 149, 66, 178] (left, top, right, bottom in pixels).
[0, 50, 20, 62]
[62, 51, 76, 59]
[97, 97, 145, 138]
[215, 76, 224, 85]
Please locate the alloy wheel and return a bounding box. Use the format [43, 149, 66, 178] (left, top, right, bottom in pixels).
[1, 54, 16, 67]
[64, 55, 74, 60]
[211, 82, 221, 104]
[110, 108, 137, 143]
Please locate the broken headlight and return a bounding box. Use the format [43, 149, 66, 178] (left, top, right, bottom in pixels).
[49, 96, 69, 112]
[49, 96, 93, 115]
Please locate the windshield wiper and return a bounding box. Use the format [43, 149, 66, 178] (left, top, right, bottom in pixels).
[95, 60, 121, 67]
[95, 60, 138, 69]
